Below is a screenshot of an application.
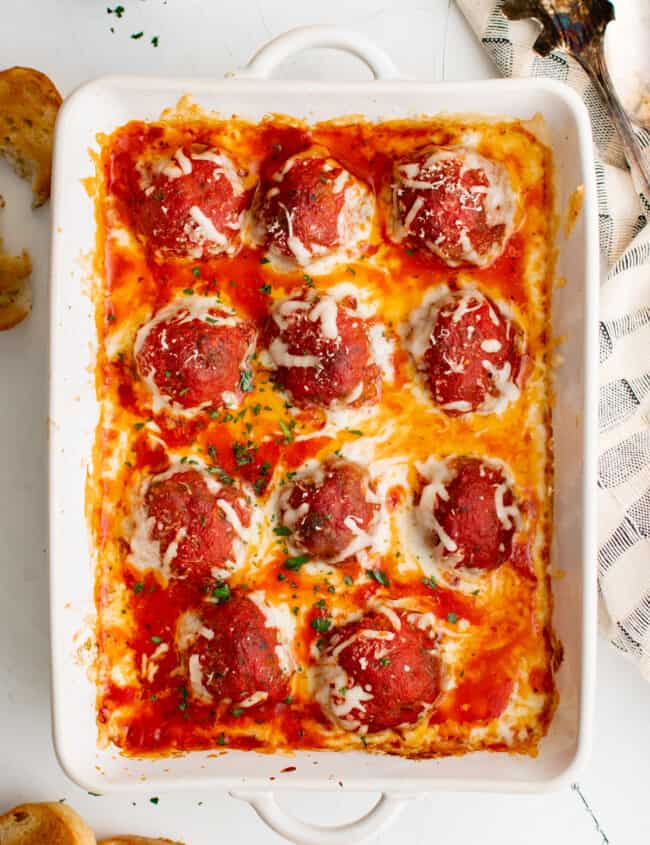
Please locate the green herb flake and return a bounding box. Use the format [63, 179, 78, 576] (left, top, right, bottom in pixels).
[360, 735, 368, 748]
[279, 419, 294, 443]
[131, 31, 144, 39]
[260, 257, 270, 265]
[107, 313, 116, 322]
[231, 707, 244, 717]
[273, 525, 291, 537]
[259, 283, 272, 294]
[107, 5, 125, 17]
[151, 35, 159, 47]
[343, 575, 353, 586]
[447, 612, 458, 624]
[283, 695, 293, 705]
[179, 386, 190, 397]
[183, 287, 194, 295]
[379, 657, 391, 667]
[178, 686, 189, 712]
[133, 582, 144, 594]
[133, 421, 145, 431]
[239, 369, 254, 392]
[284, 554, 310, 571]
[303, 273, 314, 287]
[422, 575, 437, 590]
[314, 598, 326, 610]
[212, 582, 231, 603]
[311, 616, 331, 633]
[150, 636, 163, 644]
[367, 569, 389, 587]
[347, 429, 363, 436]
[217, 733, 227, 745]
[405, 248, 415, 256]
[150, 797, 159, 805]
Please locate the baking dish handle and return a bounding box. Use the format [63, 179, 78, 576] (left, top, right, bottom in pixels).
[231, 790, 413, 845]
[233, 25, 402, 81]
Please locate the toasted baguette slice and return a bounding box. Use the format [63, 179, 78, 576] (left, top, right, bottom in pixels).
[0, 238, 32, 330]
[0, 802, 96, 845]
[0, 66, 62, 207]
[99, 839, 185, 845]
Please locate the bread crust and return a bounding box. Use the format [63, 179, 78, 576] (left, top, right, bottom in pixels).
[0, 802, 96, 845]
[0, 238, 32, 330]
[99, 839, 185, 845]
[0, 66, 62, 206]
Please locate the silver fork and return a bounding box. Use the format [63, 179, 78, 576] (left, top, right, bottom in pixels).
[502, 0, 650, 193]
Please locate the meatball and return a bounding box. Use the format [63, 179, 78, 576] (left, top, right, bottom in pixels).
[250, 149, 373, 270]
[177, 593, 292, 708]
[263, 289, 380, 408]
[131, 146, 250, 258]
[130, 467, 250, 581]
[135, 299, 256, 415]
[279, 459, 379, 562]
[417, 456, 521, 570]
[314, 609, 441, 733]
[391, 147, 516, 267]
[409, 289, 523, 415]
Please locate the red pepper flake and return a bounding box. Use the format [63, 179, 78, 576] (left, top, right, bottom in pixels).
[280, 766, 297, 773]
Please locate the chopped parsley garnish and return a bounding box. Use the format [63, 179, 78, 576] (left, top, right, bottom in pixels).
[292, 606, 299, 616]
[217, 733, 227, 745]
[107, 313, 116, 322]
[208, 409, 220, 419]
[314, 599, 326, 610]
[179, 386, 190, 397]
[311, 616, 332, 633]
[183, 287, 194, 295]
[239, 369, 254, 392]
[405, 248, 415, 256]
[206, 465, 234, 485]
[151, 35, 159, 47]
[346, 265, 356, 276]
[191, 267, 201, 278]
[277, 573, 286, 582]
[379, 657, 391, 667]
[233, 440, 255, 466]
[283, 695, 293, 705]
[360, 735, 368, 748]
[422, 575, 437, 590]
[259, 283, 272, 294]
[472, 589, 480, 596]
[367, 569, 389, 587]
[150, 797, 159, 805]
[131, 31, 144, 39]
[284, 554, 310, 571]
[447, 612, 458, 624]
[178, 686, 189, 712]
[231, 707, 244, 717]
[150, 636, 163, 644]
[279, 419, 294, 443]
[347, 429, 363, 436]
[133, 582, 144, 594]
[212, 582, 231, 603]
[339, 686, 348, 697]
[303, 273, 314, 287]
[343, 575, 353, 586]
[107, 5, 125, 17]
[260, 257, 270, 265]
[133, 421, 145, 430]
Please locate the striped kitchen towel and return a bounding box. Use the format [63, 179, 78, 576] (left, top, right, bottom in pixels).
[456, 0, 650, 677]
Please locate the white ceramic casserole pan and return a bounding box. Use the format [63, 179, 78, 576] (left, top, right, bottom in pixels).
[49, 25, 599, 845]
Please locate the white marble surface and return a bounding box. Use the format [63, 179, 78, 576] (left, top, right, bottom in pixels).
[0, 1, 648, 842]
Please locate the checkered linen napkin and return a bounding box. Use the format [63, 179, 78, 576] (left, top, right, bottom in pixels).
[456, 0, 650, 677]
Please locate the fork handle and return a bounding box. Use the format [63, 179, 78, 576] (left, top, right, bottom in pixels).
[578, 41, 650, 195]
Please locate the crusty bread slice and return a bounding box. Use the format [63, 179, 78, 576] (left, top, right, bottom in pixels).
[0, 237, 32, 330]
[99, 839, 185, 845]
[0, 802, 96, 845]
[0, 66, 62, 207]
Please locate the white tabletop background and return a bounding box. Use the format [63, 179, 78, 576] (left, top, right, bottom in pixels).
[0, 1, 648, 843]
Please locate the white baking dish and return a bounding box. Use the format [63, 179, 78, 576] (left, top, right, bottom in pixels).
[49, 26, 599, 844]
